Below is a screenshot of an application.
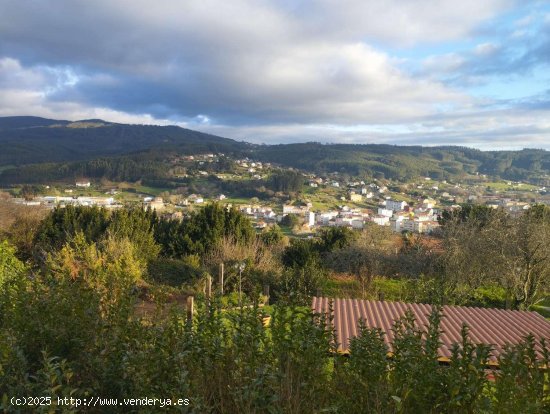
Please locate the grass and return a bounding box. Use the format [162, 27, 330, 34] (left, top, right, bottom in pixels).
[223, 197, 253, 205]
[322, 276, 361, 298]
[531, 296, 550, 319]
[321, 276, 411, 301]
[279, 225, 294, 236]
[1, 187, 20, 195]
[132, 185, 171, 196]
[484, 181, 539, 191]
[372, 278, 409, 301]
[530, 305, 550, 319]
[304, 187, 345, 211]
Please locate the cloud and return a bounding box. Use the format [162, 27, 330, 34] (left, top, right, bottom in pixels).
[0, 0, 548, 149]
[0, 0, 504, 123]
[420, 7, 550, 86]
[0, 58, 180, 125]
[196, 104, 550, 150]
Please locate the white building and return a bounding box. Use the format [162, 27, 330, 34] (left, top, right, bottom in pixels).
[386, 199, 408, 212]
[145, 197, 165, 211]
[75, 180, 91, 188]
[306, 211, 316, 227]
[377, 208, 393, 218]
[283, 205, 309, 215]
[351, 219, 364, 229]
[371, 215, 390, 226]
[316, 211, 339, 225]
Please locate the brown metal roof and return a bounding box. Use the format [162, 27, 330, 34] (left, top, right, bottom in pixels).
[312, 297, 550, 362]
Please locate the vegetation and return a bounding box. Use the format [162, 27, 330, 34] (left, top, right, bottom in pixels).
[440, 204, 550, 309]
[268, 170, 304, 193]
[0, 116, 247, 167]
[0, 166, 549, 412]
[256, 143, 550, 184]
[1, 262, 548, 412]
[1, 117, 549, 186]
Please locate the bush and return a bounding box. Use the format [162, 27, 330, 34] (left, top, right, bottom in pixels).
[147, 257, 202, 286]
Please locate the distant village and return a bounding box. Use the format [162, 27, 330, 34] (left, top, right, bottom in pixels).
[8, 153, 550, 235]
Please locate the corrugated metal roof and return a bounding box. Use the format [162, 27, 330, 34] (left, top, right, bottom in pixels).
[312, 297, 550, 362]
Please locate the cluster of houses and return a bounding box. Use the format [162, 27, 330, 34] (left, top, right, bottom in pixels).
[179, 153, 219, 162]
[144, 193, 219, 211]
[239, 205, 277, 228]
[235, 159, 268, 175]
[13, 195, 120, 209]
[307, 176, 385, 198]
[479, 197, 531, 215]
[371, 198, 440, 233]
[236, 197, 440, 234]
[271, 196, 440, 234]
[13, 169, 548, 237]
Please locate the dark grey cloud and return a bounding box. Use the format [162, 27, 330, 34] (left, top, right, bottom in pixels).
[0, 0, 499, 125]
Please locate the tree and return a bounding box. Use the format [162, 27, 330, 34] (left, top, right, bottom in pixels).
[276, 262, 326, 305]
[108, 208, 160, 262]
[153, 203, 256, 258]
[499, 205, 550, 309]
[438, 204, 495, 227]
[325, 224, 395, 297]
[282, 238, 320, 269]
[268, 170, 304, 193]
[0, 240, 26, 289]
[46, 232, 144, 315]
[186, 203, 255, 255]
[0, 198, 47, 262]
[318, 227, 356, 253]
[34, 205, 110, 252]
[327, 246, 384, 298]
[20, 185, 40, 201]
[281, 214, 300, 228]
[260, 224, 286, 247]
[440, 205, 550, 309]
[0, 240, 27, 326]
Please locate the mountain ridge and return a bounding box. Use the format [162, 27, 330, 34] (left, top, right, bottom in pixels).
[0, 116, 548, 185]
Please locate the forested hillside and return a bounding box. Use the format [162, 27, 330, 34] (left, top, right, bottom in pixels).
[1, 117, 549, 185]
[254, 143, 550, 183]
[0, 116, 249, 166]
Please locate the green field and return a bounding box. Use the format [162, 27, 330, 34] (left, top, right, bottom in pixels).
[132, 185, 172, 196]
[485, 181, 539, 191]
[223, 197, 253, 205]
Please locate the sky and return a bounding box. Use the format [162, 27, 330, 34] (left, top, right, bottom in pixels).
[0, 0, 549, 150]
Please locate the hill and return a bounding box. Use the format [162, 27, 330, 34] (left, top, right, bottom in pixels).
[254, 143, 550, 184]
[0, 116, 548, 185]
[0, 116, 249, 166]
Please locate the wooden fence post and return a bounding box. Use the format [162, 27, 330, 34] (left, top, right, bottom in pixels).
[263, 284, 270, 305]
[219, 263, 224, 295]
[186, 296, 194, 323]
[206, 274, 212, 304]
